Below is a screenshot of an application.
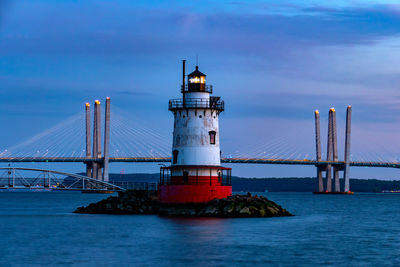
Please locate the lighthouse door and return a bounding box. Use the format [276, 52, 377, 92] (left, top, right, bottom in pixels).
[183, 171, 189, 184]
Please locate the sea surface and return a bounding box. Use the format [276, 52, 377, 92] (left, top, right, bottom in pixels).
[0, 191, 399, 266]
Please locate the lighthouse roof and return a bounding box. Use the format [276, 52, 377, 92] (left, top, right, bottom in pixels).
[188, 66, 206, 77]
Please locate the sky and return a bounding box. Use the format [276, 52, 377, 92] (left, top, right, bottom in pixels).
[1, 0, 400, 179]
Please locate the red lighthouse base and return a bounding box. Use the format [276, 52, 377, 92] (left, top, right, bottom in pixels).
[159, 166, 232, 203]
[159, 184, 232, 203]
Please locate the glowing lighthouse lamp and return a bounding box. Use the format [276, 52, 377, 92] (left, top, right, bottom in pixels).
[159, 60, 232, 203]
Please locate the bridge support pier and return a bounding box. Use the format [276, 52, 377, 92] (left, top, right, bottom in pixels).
[102, 97, 110, 182]
[85, 103, 92, 178]
[331, 108, 340, 192]
[317, 167, 323, 192]
[314, 110, 324, 192]
[95, 100, 102, 179]
[92, 101, 98, 179]
[92, 100, 103, 180]
[325, 109, 333, 192]
[344, 106, 352, 192]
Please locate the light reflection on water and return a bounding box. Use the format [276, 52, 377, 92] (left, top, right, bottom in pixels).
[0, 192, 399, 266]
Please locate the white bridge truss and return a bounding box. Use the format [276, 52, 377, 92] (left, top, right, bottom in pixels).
[0, 167, 126, 192]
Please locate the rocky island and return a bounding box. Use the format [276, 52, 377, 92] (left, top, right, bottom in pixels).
[74, 191, 293, 218]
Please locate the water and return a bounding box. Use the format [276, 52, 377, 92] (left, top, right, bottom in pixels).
[0, 191, 399, 266]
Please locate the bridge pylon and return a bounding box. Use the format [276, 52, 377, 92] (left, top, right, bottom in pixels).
[343, 106, 352, 192]
[85, 102, 92, 178]
[315, 106, 352, 194]
[102, 97, 111, 182]
[92, 100, 102, 179]
[84, 98, 111, 184]
[314, 110, 323, 192]
[331, 108, 340, 192]
[325, 108, 333, 192]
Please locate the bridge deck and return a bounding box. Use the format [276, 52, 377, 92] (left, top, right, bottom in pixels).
[0, 157, 398, 168]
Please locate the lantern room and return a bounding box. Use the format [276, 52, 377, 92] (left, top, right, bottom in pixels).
[188, 66, 207, 92]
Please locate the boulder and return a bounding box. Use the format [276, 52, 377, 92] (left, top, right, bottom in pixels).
[239, 207, 251, 215]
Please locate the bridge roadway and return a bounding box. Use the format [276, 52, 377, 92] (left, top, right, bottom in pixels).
[0, 157, 399, 168]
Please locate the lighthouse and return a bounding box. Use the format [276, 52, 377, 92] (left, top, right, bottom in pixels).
[159, 60, 232, 203]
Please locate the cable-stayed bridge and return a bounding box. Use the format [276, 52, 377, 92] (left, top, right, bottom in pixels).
[1, 99, 400, 192]
[0, 157, 399, 168]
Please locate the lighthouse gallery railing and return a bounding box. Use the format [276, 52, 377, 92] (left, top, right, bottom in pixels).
[159, 166, 232, 186]
[169, 98, 224, 111]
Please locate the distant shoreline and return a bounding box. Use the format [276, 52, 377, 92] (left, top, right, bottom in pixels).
[3, 173, 399, 193]
[102, 173, 400, 193]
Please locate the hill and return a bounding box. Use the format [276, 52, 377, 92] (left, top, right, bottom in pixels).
[232, 177, 400, 192]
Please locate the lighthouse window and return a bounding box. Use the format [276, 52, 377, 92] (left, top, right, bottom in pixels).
[173, 150, 179, 164]
[189, 76, 205, 83]
[209, 131, 216, 145]
[189, 77, 200, 83]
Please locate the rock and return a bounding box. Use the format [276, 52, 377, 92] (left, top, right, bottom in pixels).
[267, 206, 278, 215]
[204, 206, 218, 215]
[239, 207, 251, 215]
[235, 203, 244, 213]
[259, 207, 266, 217]
[73, 190, 293, 218]
[223, 203, 234, 214]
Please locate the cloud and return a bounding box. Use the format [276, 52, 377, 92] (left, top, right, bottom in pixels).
[114, 90, 153, 96]
[225, 89, 400, 124]
[1, 3, 400, 57]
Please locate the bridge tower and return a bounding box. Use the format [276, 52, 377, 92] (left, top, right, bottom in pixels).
[314, 106, 353, 194]
[84, 97, 111, 183]
[85, 102, 92, 177]
[159, 60, 232, 203]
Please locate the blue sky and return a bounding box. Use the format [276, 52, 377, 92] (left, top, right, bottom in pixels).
[1, 0, 400, 179]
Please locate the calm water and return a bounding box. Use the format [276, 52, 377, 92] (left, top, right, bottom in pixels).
[0, 191, 399, 266]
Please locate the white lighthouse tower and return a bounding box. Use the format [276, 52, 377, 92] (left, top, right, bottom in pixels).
[159, 60, 232, 203]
